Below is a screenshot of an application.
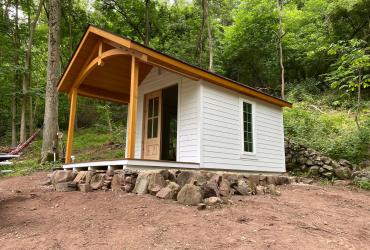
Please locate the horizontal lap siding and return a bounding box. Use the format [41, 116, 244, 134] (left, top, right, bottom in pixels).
[178, 78, 200, 162]
[200, 82, 285, 172]
[133, 68, 200, 163]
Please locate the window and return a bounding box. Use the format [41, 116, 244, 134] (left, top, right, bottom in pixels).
[242, 101, 253, 153]
[147, 97, 159, 138]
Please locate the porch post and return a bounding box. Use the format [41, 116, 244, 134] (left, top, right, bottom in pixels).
[127, 56, 139, 159]
[65, 87, 78, 164]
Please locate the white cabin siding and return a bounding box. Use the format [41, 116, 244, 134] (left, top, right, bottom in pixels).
[133, 67, 201, 163]
[200, 81, 286, 172]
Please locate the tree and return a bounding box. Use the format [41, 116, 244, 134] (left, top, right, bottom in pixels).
[41, 0, 61, 162]
[20, 0, 44, 143]
[276, 0, 285, 99]
[325, 39, 370, 130]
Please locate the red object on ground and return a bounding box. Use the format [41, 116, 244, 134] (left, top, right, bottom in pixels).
[8, 128, 42, 155]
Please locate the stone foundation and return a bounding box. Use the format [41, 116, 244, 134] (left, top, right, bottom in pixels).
[49, 169, 294, 207]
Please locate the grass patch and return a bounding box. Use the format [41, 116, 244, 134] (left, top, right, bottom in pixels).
[354, 180, 370, 191]
[1, 127, 125, 177]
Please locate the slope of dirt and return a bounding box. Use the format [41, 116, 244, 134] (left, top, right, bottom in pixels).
[1, 172, 370, 250]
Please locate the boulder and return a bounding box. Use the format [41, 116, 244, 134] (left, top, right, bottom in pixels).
[219, 179, 231, 197]
[202, 181, 219, 198]
[177, 184, 203, 206]
[148, 173, 166, 195]
[255, 185, 265, 195]
[55, 182, 77, 192]
[111, 174, 124, 192]
[90, 174, 105, 190]
[266, 176, 279, 185]
[204, 196, 222, 206]
[156, 182, 180, 200]
[323, 165, 333, 171]
[176, 171, 208, 187]
[322, 171, 333, 178]
[159, 169, 176, 181]
[78, 183, 92, 193]
[73, 171, 87, 183]
[308, 166, 320, 176]
[222, 173, 239, 186]
[248, 175, 260, 186]
[233, 179, 252, 196]
[132, 172, 150, 194]
[51, 170, 77, 186]
[334, 166, 352, 180]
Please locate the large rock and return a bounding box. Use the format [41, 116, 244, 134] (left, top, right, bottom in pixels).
[334, 167, 352, 180]
[55, 182, 77, 192]
[308, 166, 320, 176]
[204, 196, 222, 206]
[176, 171, 207, 187]
[78, 183, 92, 193]
[219, 179, 231, 197]
[177, 184, 203, 206]
[111, 173, 124, 192]
[73, 171, 87, 183]
[90, 173, 105, 190]
[156, 182, 180, 200]
[51, 170, 77, 186]
[202, 181, 219, 198]
[133, 172, 151, 194]
[148, 173, 166, 195]
[159, 169, 176, 181]
[233, 179, 252, 196]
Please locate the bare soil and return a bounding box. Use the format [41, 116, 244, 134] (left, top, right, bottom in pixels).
[1, 172, 370, 250]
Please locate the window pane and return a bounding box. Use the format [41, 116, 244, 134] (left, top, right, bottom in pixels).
[154, 97, 159, 116]
[153, 117, 158, 138]
[243, 101, 253, 152]
[147, 119, 152, 138]
[148, 99, 153, 118]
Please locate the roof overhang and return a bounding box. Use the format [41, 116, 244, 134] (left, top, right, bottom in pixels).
[57, 25, 292, 108]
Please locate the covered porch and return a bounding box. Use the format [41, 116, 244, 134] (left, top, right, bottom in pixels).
[58, 26, 200, 167]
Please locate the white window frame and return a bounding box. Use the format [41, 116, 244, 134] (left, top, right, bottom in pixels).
[240, 98, 256, 156]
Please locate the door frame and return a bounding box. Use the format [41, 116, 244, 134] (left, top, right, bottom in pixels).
[141, 90, 162, 160]
[141, 83, 180, 161]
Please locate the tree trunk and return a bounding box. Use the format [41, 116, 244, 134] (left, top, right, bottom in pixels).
[11, 0, 20, 147]
[204, 0, 213, 72]
[277, 0, 285, 99]
[21, 0, 44, 142]
[41, 0, 61, 162]
[145, 0, 150, 46]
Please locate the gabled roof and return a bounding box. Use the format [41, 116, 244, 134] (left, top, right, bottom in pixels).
[57, 25, 292, 108]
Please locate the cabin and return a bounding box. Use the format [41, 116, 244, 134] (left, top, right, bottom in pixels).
[58, 25, 292, 173]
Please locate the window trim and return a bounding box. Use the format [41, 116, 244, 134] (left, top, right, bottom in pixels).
[240, 98, 256, 156]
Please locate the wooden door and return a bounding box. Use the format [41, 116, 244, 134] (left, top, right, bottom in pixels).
[142, 90, 162, 160]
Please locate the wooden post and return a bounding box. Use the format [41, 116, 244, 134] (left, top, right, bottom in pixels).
[65, 87, 78, 164]
[127, 56, 139, 159]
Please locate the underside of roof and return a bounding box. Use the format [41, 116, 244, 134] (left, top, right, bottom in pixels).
[57, 25, 292, 108]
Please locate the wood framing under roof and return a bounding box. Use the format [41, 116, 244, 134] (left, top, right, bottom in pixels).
[57, 25, 292, 108]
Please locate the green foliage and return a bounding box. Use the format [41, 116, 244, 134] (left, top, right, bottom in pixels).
[354, 179, 370, 191]
[284, 101, 370, 163]
[325, 39, 370, 92]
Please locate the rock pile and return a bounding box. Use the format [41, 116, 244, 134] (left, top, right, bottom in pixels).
[285, 139, 356, 179]
[49, 169, 291, 207]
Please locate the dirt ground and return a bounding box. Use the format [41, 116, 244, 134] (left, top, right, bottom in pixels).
[1, 172, 370, 250]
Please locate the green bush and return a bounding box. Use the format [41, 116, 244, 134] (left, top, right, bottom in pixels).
[284, 104, 370, 163]
[354, 180, 370, 191]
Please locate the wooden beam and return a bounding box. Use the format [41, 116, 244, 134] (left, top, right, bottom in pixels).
[73, 48, 130, 89]
[127, 56, 139, 159]
[78, 85, 130, 104]
[65, 88, 78, 164]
